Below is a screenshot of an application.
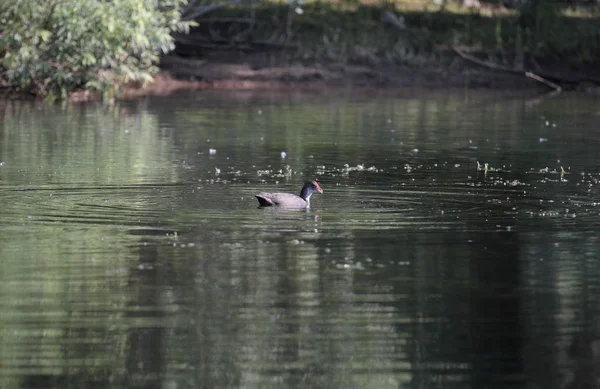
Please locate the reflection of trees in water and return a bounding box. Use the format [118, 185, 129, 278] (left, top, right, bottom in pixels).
[156, 228, 406, 389]
[13, 210, 586, 389]
[4, 92, 600, 389]
[125, 245, 164, 389]
[0, 100, 181, 186]
[521, 233, 600, 389]
[0, 228, 135, 388]
[162, 228, 525, 389]
[378, 231, 523, 388]
[147, 90, 533, 184]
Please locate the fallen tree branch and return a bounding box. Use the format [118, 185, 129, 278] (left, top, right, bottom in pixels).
[452, 46, 521, 74]
[182, 0, 259, 21]
[174, 34, 289, 50]
[525, 72, 561, 92]
[452, 46, 561, 91]
[452, 46, 600, 91]
[196, 17, 271, 25]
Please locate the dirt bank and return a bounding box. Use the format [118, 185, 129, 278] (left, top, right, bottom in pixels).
[113, 51, 564, 101]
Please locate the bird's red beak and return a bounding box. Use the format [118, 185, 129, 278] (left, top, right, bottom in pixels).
[314, 182, 323, 193]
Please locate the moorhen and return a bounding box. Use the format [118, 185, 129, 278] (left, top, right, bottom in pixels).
[255, 180, 323, 208]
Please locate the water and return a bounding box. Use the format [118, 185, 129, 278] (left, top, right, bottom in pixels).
[1, 89, 600, 389]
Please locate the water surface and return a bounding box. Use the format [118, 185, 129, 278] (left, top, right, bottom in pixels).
[1, 89, 600, 389]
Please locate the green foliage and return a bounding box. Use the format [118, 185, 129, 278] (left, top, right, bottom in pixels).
[0, 0, 194, 99]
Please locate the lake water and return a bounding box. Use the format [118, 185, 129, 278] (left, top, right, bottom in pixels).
[1, 89, 600, 389]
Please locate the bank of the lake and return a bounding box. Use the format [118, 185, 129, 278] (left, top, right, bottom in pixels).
[4, 1, 600, 102]
[114, 2, 600, 100]
[111, 55, 598, 103]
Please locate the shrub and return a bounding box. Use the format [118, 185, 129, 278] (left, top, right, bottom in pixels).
[0, 0, 194, 99]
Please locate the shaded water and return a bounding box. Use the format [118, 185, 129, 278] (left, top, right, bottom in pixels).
[1, 89, 600, 389]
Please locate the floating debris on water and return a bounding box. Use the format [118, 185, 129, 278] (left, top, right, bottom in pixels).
[255, 165, 293, 178]
[336, 262, 366, 270]
[209, 148, 217, 155]
[477, 161, 489, 173]
[527, 166, 567, 176]
[282, 165, 292, 177]
[560, 166, 567, 181]
[340, 164, 380, 174]
[281, 151, 287, 159]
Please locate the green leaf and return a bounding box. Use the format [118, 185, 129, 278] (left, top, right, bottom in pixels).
[140, 71, 154, 83]
[39, 29, 51, 42]
[82, 52, 96, 66]
[1, 0, 193, 100]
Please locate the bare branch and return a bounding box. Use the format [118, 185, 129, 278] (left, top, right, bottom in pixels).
[182, 0, 260, 21]
[452, 46, 600, 90]
[525, 72, 561, 92]
[452, 46, 521, 74]
[453, 46, 560, 91]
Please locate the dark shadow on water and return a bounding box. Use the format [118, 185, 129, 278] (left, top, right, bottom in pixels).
[125, 245, 164, 389]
